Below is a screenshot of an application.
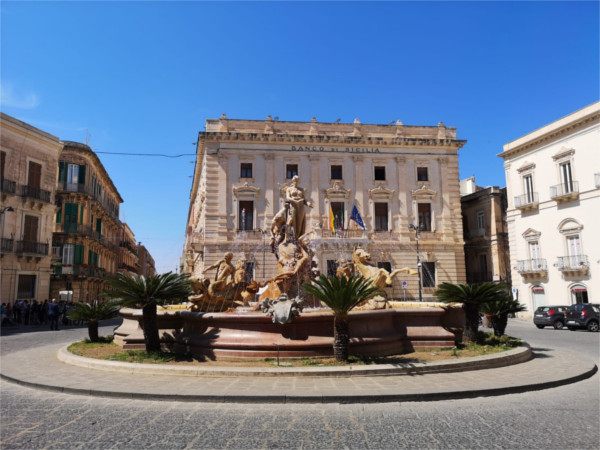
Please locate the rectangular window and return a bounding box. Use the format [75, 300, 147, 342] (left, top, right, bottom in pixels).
[286, 164, 298, 179]
[62, 244, 75, 264]
[529, 241, 541, 261]
[67, 164, 79, 191]
[524, 175, 534, 203]
[560, 162, 573, 193]
[375, 203, 388, 231]
[28, 162, 42, 189]
[477, 211, 485, 229]
[240, 163, 253, 178]
[374, 166, 386, 181]
[422, 262, 435, 288]
[331, 165, 343, 180]
[74, 244, 84, 265]
[64, 203, 78, 233]
[330, 202, 344, 231]
[327, 260, 338, 277]
[23, 215, 39, 242]
[377, 262, 392, 273]
[479, 254, 488, 276]
[239, 200, 254, 230]
[17, 275, 36, 299]
[417, 167, 429, 182]
[418, 203, 432, 231]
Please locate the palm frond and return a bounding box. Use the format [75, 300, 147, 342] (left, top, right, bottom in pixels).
[66, 299, 121, 322]
[103, 272, 192, 307]
[303, 274, 380, 314]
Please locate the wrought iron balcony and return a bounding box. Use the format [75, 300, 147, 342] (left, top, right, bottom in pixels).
[1, 237, 14, 253]
[556, 255, 589, 273]
[550, 181, 579, 202]
[468, 228, 486, 238]
[20, 185, 52, 203]
[56, 181, 92, 195]
[514, 192, 539, 210]
[1, 178, 17, 195]
[16, 240, 49, 256]
[53, 264, 107, 278]
[517, 259, 547, 275]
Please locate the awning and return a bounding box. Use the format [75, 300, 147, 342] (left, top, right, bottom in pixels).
[571, 288, 587, 292]
[532, 287, 545, 293]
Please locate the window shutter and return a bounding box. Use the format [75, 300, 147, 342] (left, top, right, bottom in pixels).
[74, 244, 84, 265]
[79, 204, 84, 224]
[78, 165, 86, 184]
[58, 161, 67, 183]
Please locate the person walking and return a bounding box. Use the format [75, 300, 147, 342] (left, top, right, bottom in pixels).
[48, 298, 60, 331]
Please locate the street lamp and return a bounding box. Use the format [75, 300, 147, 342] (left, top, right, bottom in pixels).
[257, 228, 268, 281]
[408, 223, 423, 302]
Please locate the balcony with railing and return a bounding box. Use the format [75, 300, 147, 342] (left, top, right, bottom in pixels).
[556, 255, 589, 273]
[54, 223, 119, 253]
[516, 259, 547, 275]
[52, 264, 107, 278]
[550, 181, 579, 202]
[514, 192, 539, 211]
[56, 182, 119, 221]
[16, 240, 49, 256]
[1, 178, 17, 195]
[56, 181, 92, 195]
[1, 238, 14, 253]
[20, 185, 52, 203]
[468, 228, 486, 239]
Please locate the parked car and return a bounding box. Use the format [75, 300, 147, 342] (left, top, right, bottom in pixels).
[533, 305, 568, 329]
[564, 303, 600, 332]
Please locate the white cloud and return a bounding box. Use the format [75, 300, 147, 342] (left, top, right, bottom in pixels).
[0, 83, 40, 109]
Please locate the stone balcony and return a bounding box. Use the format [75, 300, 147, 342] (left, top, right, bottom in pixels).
[514, 192, 539, 211]
[555, 255, 589, 274]
[516, 259, 547, 276]
[550, 181, 579, 202]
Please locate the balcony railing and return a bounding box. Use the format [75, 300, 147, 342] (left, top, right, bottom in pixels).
[550, 181, 579, 201]
[1, 238, 14, 253]
[53, 264, 107, 278]
[55, 223, 119, 252]
[20, 185, 52, 203]
[56, 182, 119, 221]
[517, 259, 547, 274]
[16, 240, 49, 256]
[468, 228, 486, 238]
[514, 192, 539, 210]
[1, 178, 17, 195]
[556, 255, 589, 272]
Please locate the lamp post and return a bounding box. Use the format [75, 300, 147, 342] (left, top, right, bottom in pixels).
[257, 228, 268, 281]
[408, 223, 423, 302]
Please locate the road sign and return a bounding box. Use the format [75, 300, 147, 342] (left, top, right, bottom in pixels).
[402, 281, 407, 289]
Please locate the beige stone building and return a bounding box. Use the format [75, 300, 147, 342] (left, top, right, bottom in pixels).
[0, 113, 63, 304]
[182, 116, 467, 301]
[137, 243, 156, 277]
[460, 177, 511, 285]
[118, 223, 140, 276]
[499, 102, 600, 315]
[50, 141, 123, 302]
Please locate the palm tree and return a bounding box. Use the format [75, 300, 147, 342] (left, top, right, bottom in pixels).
[434, 282, 508, 343]
[67, 299, 121, 342]
[480, 292, 526, 336]
[103, 272, 192, 352]
[303, 274, 380, 362]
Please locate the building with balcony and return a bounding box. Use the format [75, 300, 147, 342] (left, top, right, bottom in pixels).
[118, 223, 140, 276]
[137, 243, 156, 277]
[50, 141, 123, 302]
[499, 102, 600, 314]
[182, 115, 467, 301]
[1, 113, 63, 304]
[460, 177, 510, 286]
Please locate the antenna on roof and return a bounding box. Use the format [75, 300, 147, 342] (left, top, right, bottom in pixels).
[85, 129, 91, 145]
[335, 118, 341, 123]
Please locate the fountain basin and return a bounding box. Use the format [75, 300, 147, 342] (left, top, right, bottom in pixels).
[114, 306, 461, 360]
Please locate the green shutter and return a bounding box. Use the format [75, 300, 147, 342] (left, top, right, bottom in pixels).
[96, 218, 102, 233]
[74, 245, 84, 265]
[58, 161, 67, 183]
[79, 204, 84, 224]
[56, 209, 62, 224]
[78, 165, 86, 184]
[88, 250, 92, 265]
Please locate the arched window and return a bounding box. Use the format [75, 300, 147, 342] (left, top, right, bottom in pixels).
[570, 284, 588, 304]
[532, 285, 546, 310]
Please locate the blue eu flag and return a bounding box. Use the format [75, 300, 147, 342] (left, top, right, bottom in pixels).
[350, 205, 365, 230]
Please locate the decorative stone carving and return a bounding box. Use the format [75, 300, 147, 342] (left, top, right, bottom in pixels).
[260, 293, 304, 325]
[233, 182, 260, 198]
[411, 185, 437, 200]
[368, 185, 395, 201]
[325, 181, 351, 199]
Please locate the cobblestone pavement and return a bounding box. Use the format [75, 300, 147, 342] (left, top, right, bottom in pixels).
[1, 319, 598, 449]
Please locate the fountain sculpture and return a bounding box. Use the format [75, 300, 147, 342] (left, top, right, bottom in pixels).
[114, 176, 463, 359]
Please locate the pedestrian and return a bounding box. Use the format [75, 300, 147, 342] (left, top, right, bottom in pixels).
[41, 299, 49, 324]
[48, 298, 60, 331]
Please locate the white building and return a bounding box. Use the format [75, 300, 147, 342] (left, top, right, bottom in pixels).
[499, 102, 600, 315]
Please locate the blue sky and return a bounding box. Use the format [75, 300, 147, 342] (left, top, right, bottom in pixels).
[2, 1, 598, 274]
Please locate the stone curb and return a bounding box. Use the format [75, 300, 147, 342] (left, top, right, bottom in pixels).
[57, 345, 533, 377]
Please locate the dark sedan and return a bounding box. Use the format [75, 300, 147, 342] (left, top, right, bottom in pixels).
[533, 305, 568, 329]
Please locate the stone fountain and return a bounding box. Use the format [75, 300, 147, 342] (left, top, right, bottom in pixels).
[114, 176, 463, 359]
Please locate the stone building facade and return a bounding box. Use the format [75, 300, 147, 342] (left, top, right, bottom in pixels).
[50, 141, 124, 302]
[460, 177, 510, 285]
[118, 223, 140, 276]
[499, 102, 600, 315]
[137, 243, 156, 277]
[0, 113, 63, 304]
[182, 116, 467, 301]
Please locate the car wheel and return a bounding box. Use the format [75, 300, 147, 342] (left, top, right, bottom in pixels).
[535, 324, 544, 329]
[553, 320, 564, 330]
[587, 320, 599, 332]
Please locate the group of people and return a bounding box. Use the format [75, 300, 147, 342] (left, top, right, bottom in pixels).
[0, 299, 80, 330]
